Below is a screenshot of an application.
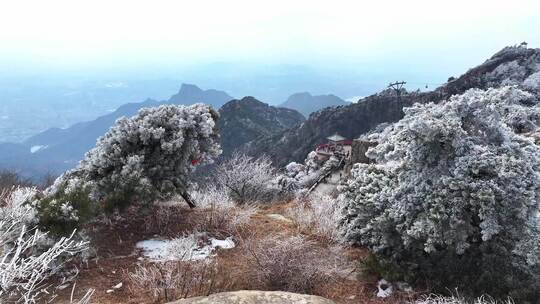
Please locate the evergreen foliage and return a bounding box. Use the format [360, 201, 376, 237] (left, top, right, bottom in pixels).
[43, 104, 221, 228]
[340, 86, 540, 301]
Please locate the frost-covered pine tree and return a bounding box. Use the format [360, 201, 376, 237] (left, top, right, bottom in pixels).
[340, 86, 540, 301]
[48, 103, 221, 212]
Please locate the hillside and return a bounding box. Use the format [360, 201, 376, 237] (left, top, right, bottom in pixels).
[280, 92, 348, 117]
[0, 87, 307, 178]
[243, 45, 540, 166]
[0, 84, 233, 177]
[218, 97, 305, 156]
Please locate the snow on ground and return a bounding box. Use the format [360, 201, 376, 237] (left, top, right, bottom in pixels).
[136, 234, 235, 262]
[210, 237, 235, 250]
[30, 145, 47, 153]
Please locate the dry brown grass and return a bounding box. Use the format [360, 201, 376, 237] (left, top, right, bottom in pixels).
[143, 202, 186, 235]
[50, 200, 417, 304]
[241, 235, 327, 293]
[126, 260, 233, 302]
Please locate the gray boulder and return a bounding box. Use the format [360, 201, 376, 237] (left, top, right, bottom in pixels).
[168, 290, 336, 304]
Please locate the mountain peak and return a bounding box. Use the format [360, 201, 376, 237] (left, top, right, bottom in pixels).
[288, 92, 313, 99]
[218, 96, 305, 156]
[281, 92, 347, 116]
[239, 96, 264, 104]
[178, 83, 203, 94]
[168, 84, 233, 108]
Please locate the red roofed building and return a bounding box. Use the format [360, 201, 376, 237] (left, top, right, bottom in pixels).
[315, 133, 352, 160]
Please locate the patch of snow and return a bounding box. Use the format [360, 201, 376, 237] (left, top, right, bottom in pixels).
[136, 234, 235, 262]
[30, 145, 47, 153]
[211, 237, 235, 249]
[136, 239, 168, 260]
[376, 279, 393, 298]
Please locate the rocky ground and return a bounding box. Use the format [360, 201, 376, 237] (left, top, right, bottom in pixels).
[53, 201, 418, 304]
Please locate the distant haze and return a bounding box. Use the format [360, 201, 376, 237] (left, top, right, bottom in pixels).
[1, 0, 540, 101]
[0, 0, 539, 141]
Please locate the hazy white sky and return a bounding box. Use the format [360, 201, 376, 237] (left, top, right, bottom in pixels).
[1, 0, 539, 71]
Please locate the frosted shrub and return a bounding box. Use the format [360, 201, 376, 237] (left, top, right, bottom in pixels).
[414, 295, 514, 304]
[277, 151, 322, 192]
[165, 233, 204, 261]
[523, 71, 540, 92]
[278, 151, 343, 195]
[340, 86, 540, 301]
[287, 193, 344, 243]
[36, 186, 94, 235]
[243, 234, 352, 293]
[190, 185, 257, 235]
[190, 184, 234, 209]
[0, 187, 88, 303]
[243, 235, 325, 293]
[0, 187, 39, 238]
[487, 60, 527, 86]
[127, 260, 229, 302]
[44, 104, 221, 227]
[143, 202, 183, 235]
[214, 153, 282, 205]
[483, 46, 540, 90]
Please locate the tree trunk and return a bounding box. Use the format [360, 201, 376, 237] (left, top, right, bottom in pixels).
[180, 191, 196, 208]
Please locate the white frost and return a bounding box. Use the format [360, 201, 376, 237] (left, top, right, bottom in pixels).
[30, 145, 47, 153]
[136, 235, 235, 262]
[210, 237, 235, 249]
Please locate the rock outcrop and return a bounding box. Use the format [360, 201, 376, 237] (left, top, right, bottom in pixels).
[168, 290, 336, 304]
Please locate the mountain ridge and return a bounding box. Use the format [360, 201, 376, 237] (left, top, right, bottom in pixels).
[242, 45, 540, 167]
[280, 92, 348, 117]
[0, 86, 307, 178]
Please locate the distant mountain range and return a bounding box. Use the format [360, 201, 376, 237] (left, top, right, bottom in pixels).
[280, 92, 348, 117]
[0, 84, 234, 178]
[1, 45, 539, 179]
[0, 85, 307, 179]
